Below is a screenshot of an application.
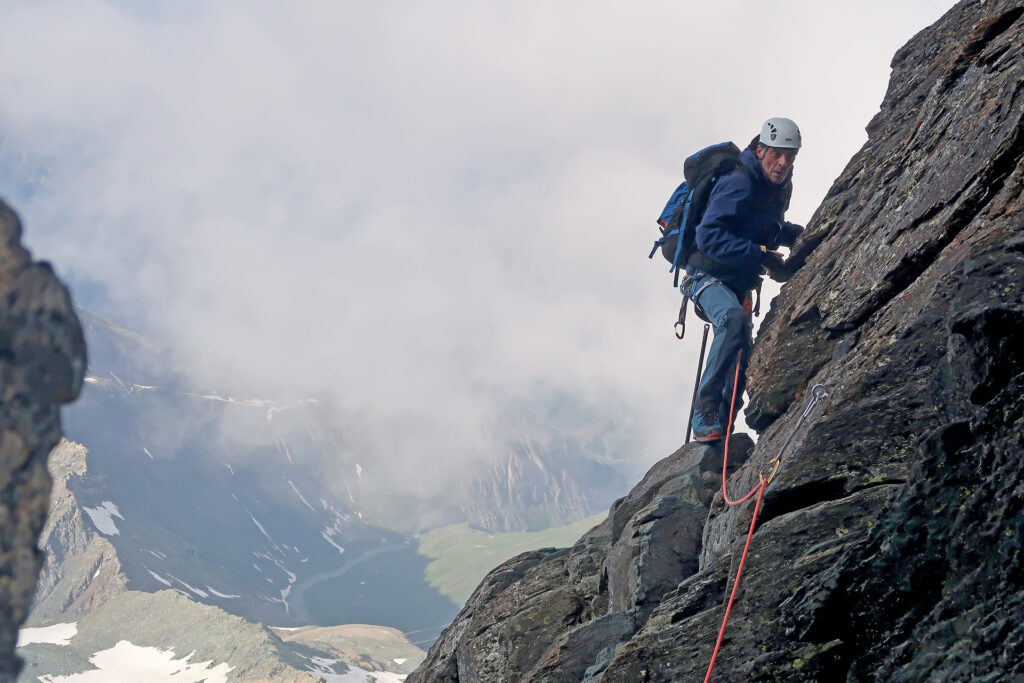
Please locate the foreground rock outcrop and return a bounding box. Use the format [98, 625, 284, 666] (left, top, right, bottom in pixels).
[408, 437, 753, 682]
[410, 0, 1024, 680]
[0, 199, 86, 678]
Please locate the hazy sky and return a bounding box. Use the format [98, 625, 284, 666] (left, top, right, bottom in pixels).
[0, 0, 957, 475]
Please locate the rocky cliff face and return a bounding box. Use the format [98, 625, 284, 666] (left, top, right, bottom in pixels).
[30, 439, 127, 623]
[0, 199, 86, 678]
[409, 0, 1024, 680]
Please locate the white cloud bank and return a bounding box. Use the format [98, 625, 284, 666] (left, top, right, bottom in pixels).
[0, 0, 956, 474]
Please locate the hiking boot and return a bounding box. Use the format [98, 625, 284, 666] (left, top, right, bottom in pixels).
[691, 410, 723, 442]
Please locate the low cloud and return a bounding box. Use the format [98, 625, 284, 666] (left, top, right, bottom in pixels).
[0, 0, 955, 484]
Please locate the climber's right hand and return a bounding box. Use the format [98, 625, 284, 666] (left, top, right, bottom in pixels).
[762, 249, 786, 275]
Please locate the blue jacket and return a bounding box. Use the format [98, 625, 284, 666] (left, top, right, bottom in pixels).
[690, 146, 802, 290]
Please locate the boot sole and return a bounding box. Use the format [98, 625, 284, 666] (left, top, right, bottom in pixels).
[693, 432, 723, 442]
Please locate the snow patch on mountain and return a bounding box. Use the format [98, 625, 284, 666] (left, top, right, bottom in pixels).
[166, 573, 209, 598]
[36, 640, 232, 682]
[146, 569, 173, 588]
[17, 623, 78, 647]
[82, 502, 124, 535]
[321, 528, 346, 555]
[305, 654, 405, 682]
[248, 514, 277, 547]
[252, 551, 298, 612]
[83, 374, 158, 393]
[288, 480, 316, 512]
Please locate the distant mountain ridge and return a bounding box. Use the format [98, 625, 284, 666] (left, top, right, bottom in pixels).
[17, 307, 635, 676]
[75, 307, 631, 535]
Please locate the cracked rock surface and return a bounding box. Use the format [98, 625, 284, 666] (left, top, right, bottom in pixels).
[409, 0, 1024, 680]
[0, 198, 86, 679]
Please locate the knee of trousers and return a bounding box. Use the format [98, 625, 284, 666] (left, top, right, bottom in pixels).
[723, 307, 749, 336]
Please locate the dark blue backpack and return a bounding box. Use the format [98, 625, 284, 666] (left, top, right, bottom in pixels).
[649, 142, 742, 287]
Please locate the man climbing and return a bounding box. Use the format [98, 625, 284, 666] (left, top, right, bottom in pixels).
[681, 117, 804, 442]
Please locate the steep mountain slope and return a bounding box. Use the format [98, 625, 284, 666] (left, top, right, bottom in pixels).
[25, 444, 427, 681]
[31, 441, 127, 622]
[408, 0, 1024, 680]
[53, 312, 457, 640]
[459, 430, 627, 533]
[77, 308, 630, 536]
[43, 308, 630, 646]
[50, 395, 458, 639]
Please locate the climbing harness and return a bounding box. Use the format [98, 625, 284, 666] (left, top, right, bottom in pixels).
[703, 353, 829, 683]
[684, 324, 711, 444]
[677, 272, 763, 340]
[676, 273, 716, 340]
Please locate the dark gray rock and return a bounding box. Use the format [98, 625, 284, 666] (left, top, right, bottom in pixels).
[406, 547, 585, 683]
[0, 199, 85, 679]
[605, 437, 751, 618]
[582, 644, 617, 679]
[591, 485, 898, 682]
[526, 611, 636, 683]
[745, 0, 1024, 431]
[409, 437, 750, 681]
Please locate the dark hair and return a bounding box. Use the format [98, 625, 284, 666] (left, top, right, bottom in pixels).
[748, 135, 762, 151]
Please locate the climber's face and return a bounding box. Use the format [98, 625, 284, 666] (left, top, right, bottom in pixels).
[757, 145, 798, 185]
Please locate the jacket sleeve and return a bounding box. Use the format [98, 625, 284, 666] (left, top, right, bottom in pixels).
[694, 173, 765, 273]
[779, 221, 804, 247]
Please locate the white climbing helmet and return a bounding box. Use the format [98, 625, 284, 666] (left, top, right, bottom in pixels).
[759, 117, 802, 149]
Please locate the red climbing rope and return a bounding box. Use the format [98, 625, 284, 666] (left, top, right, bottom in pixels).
[704, 481, 765, 683]
[703, 352, 767, 683]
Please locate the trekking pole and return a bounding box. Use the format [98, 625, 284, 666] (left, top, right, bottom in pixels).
[685, 323, 711, 444]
